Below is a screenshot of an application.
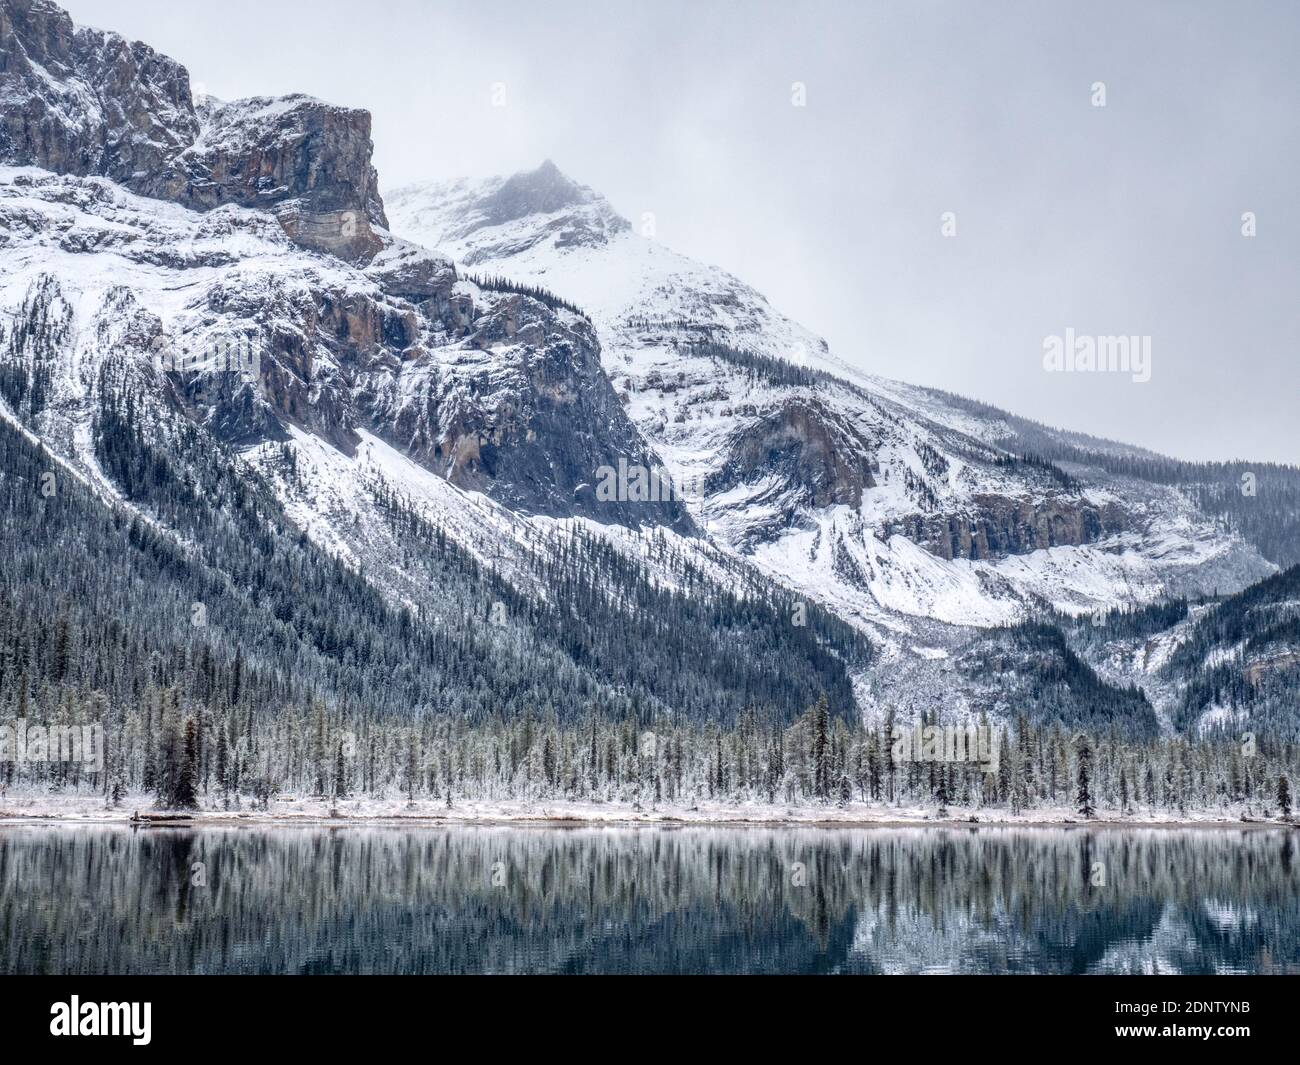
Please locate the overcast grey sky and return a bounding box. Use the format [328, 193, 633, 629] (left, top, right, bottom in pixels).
[62, 0, 1299, 464]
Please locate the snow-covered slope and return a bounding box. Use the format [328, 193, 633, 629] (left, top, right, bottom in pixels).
[387, 164, 1276, 639]
[2, 1, 879, 731]
[386, 161, 828, 368]
[2, 0, 1287, 738]
[0, 161, 690, 589]
[0, 160, 874, 726]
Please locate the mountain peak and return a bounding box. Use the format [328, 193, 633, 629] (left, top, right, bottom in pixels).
[386, 161, 631, 260]
[480, 159, 601, 226]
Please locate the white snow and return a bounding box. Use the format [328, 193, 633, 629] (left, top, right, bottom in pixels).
[385, 168, 1276, 636]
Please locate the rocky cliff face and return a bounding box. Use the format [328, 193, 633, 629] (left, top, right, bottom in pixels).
[709, 397, 878, 511]
[161, 95, 388, 261]
[0, 0, 696, 529]
[0, 0, 385, 261]
[0, 164, 691, 531]
[0, 0, 198, 186]
[880, 495, 1126, 561]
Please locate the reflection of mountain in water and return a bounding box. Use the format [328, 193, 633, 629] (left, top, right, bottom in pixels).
[1087, 897, 1293, 975]
[846, 829, 1300, 975]
[0, 826, 1297, 974]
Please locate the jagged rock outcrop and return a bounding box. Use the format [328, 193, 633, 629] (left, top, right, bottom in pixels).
[364, 240, 458, 308]
[175, 243, 672, 523]
[159, 95, 388, 261]
[387, 289, 687, 526]
[881, 494, 1127, 561]
[0, 0, 198, 186]
[708, 397, 877, 509]
[0, 0, 386, 260]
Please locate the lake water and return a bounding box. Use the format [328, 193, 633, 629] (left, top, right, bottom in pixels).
[1, 824, 1297, 974]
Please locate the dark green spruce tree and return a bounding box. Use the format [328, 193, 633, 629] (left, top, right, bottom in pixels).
[173, 717, 199, 810]
[1076, 736, 1095, 819]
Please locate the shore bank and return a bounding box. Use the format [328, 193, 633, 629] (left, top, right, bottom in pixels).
[0, 793, 1293, 829]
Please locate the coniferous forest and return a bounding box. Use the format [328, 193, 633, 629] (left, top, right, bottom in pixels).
[3, 379, 1298, 817]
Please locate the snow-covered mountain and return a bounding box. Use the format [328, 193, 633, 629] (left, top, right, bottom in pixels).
[387, 163, 1276, 640]
[0, 0, 878, 731]
[2, 0, 1294, 738]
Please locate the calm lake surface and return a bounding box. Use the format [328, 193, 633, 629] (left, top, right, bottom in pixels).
[1, 824, 1297, 974]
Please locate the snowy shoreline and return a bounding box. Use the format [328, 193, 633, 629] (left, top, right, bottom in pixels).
[0, 794, 1293, 830]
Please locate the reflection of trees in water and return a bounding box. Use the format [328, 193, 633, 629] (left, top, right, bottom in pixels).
[0, 827, 1297, 974]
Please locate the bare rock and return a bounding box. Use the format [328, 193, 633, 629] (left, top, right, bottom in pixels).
[0, 0, 198, 186]
[158, 94, 388, 261]
[1, 0, 387, 261]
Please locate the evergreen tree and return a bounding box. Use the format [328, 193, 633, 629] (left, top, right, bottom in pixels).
[812, 694, 830, 801]
[174, 716, 199, 810]
[1076, 736, 1095, 818]
[155, 691, 183, 808]
[335, 741, 348, 800]
[405, 733, 419, 806]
